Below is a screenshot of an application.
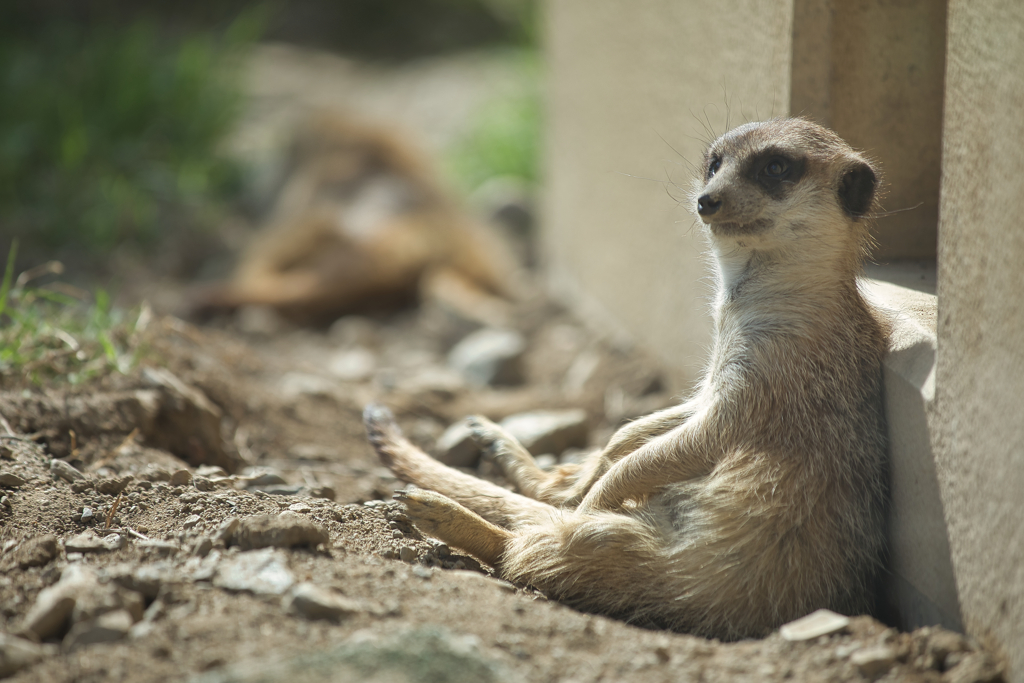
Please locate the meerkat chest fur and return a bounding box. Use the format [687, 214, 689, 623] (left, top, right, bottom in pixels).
[694, 118, 887, 460]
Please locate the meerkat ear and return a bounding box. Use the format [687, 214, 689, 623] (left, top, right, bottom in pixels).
[838, 160, 877, 218]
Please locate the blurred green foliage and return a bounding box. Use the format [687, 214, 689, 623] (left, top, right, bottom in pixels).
[0, 12, 262, 252]
[0, 241, 148, 386]
[446, 52, 541, 191]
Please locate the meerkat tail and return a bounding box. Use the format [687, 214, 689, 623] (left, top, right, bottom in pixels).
[362, 404, 554, 528]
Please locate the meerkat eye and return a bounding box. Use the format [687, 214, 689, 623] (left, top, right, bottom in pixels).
[707, 156, 722, 179]
[764, 158, 789, 177]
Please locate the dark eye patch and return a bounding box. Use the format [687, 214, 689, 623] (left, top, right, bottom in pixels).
[705, 154, 722, 180]
[744, 148, 805, 198]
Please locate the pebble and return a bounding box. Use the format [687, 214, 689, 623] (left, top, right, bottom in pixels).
[0, 472, 26, 487]
[850, 645, 898, 677]
[137, 540, 180, 557]
[183, 514, 202, 529]
[0, 634, 57, 678]
[435, 420, 481, 468]
[283, 582, 365, 621]
[399, 546, 418, 563]
[79, 507, 94, 524]
[50, 459, 85, 483]
[169, 469, 192, 487]
[12, 535, 58, 569]
[447, 328, 526, 387]
[500, 409, 589, 456]
[214, 517, 241, 544]
[328, 347, 377, 381]
[65, 532, 110, 554]
[231, 514, 329, 550]
[287, 503, 312, 514]
[243, 470, 288, 488]
[213, 548, 295, 595]
[0, 495, 9, 508]
[63, 609, 134, 649]
[779, 609, 850, 641]
[96, 476, 133, 495]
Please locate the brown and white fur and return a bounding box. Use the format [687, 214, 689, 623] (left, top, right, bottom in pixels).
[194, 111, 517, 326]
[363, 118, 889, 640]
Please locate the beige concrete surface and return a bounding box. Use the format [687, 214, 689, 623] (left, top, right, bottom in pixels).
[542, 0, 792, 388]
[791, 0, 945, 261]
[934, 0, 1024, 675]
[862, 279, 960, 633]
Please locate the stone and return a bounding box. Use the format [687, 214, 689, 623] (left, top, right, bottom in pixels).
[169, 469, 192, 487]
[193, 476, 218, 492]
[63, 609, 134, 649]
[328, 347, 377, 381]
[928, 629, 969, 663]
[138, 540, 180, 556]
[288, 503, 312, 514]
[213, 548, 295, 595]
[436, 421, 481, 468]
[213, 517, 240, 544]
[231, 514, 329, 550]
[399, 546, 418, 563]
[850, 645, 898, 677]
[182, 514, 201, 529]
[20, 592, 75, 641]
[80, 507, 95, 524]
[0, 472, 26, 487]
[279, 372, 337, 399]
[12, 535, 58, 569]
[779, 609, 850, 641]
[284, 582, 365, 621]
[65, 531, 110, 554]
[0, 634, 56, 678]
[499, 409, 589, 456]
[95, 476, 133, 495]
[447, 328, 526, 387]
[102, 533, 127, 551]
[243, 470, 288, 487]
[50, 459, 85, 483]
[193, 537, 214, 557]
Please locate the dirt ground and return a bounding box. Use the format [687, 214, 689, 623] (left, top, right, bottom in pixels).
[0, 45, 1008, 683]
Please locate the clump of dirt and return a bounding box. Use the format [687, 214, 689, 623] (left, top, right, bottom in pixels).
[0, 291, 1006, 682]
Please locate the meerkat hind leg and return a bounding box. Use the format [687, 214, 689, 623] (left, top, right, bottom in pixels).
[395, 489, 511, 567]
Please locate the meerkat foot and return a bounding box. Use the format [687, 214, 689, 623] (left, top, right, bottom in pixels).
[393, 488, 512, 567]
[467, 415, 549, 494]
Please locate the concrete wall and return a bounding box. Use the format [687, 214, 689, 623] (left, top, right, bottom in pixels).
[542, 0, 792, 388]
[934, 0, 1024, 674]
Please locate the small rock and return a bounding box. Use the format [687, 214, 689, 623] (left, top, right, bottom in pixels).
[50, 459, 85, 483]
[0, 495, 9, 509]
[80, 507, 95, 524]
[399, 546, 418, 563]
[137, 540, 180, 557]
[102, 534, 126, 551]
[65, 531, 109, 554]
[0, 634, 56, 678]
[193, 476, 217, 492]
[213, 517, 240, 545]
[243, 470, 288, 488]
[279, 372, 337, 399]
[284, 582, 365, 621]
[850, 645, 897, 677]
[182, 514, 201, 529]
[19, 593, 76, 641]
[12, 535, 58, 569]
[448, 328, 526, 387]
[95, 476, 133, 496]
[499, 409, 589, 456]
[310, 486, 335, 501]
[169, 469, 192, 487]
[287, 503, 312, 514]
[436, 420, 482, 468]
[928, 629, 968, 665]
[0, 472, 26, 487]
[534, 454, 558, 470]
[779, 609, 850, 641]
[195, 465, 228, 478]
[231, 514, 329, 550]
[214, 548, 294, 595]
[193, 537, 214, 557]
[328, 347, 377, 381]
[63, 609, 134, 649]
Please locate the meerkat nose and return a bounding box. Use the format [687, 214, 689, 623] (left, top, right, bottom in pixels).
[697, 194, 722, 217]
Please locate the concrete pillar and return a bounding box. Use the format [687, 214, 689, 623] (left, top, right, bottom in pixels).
[542, 0, 792, 388]
[934, 0, 1024, 674]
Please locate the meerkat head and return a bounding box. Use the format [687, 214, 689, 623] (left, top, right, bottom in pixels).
[693, 118, 879, 269]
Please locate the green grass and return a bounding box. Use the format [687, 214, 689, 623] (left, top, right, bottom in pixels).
[445, 51, 542, 191]
[0, 241, 149, 387]
[0, 13, 261, 252]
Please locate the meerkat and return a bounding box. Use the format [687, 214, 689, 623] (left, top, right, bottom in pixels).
[363, 117, 889, 640]
[194, 111, 518, 326]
